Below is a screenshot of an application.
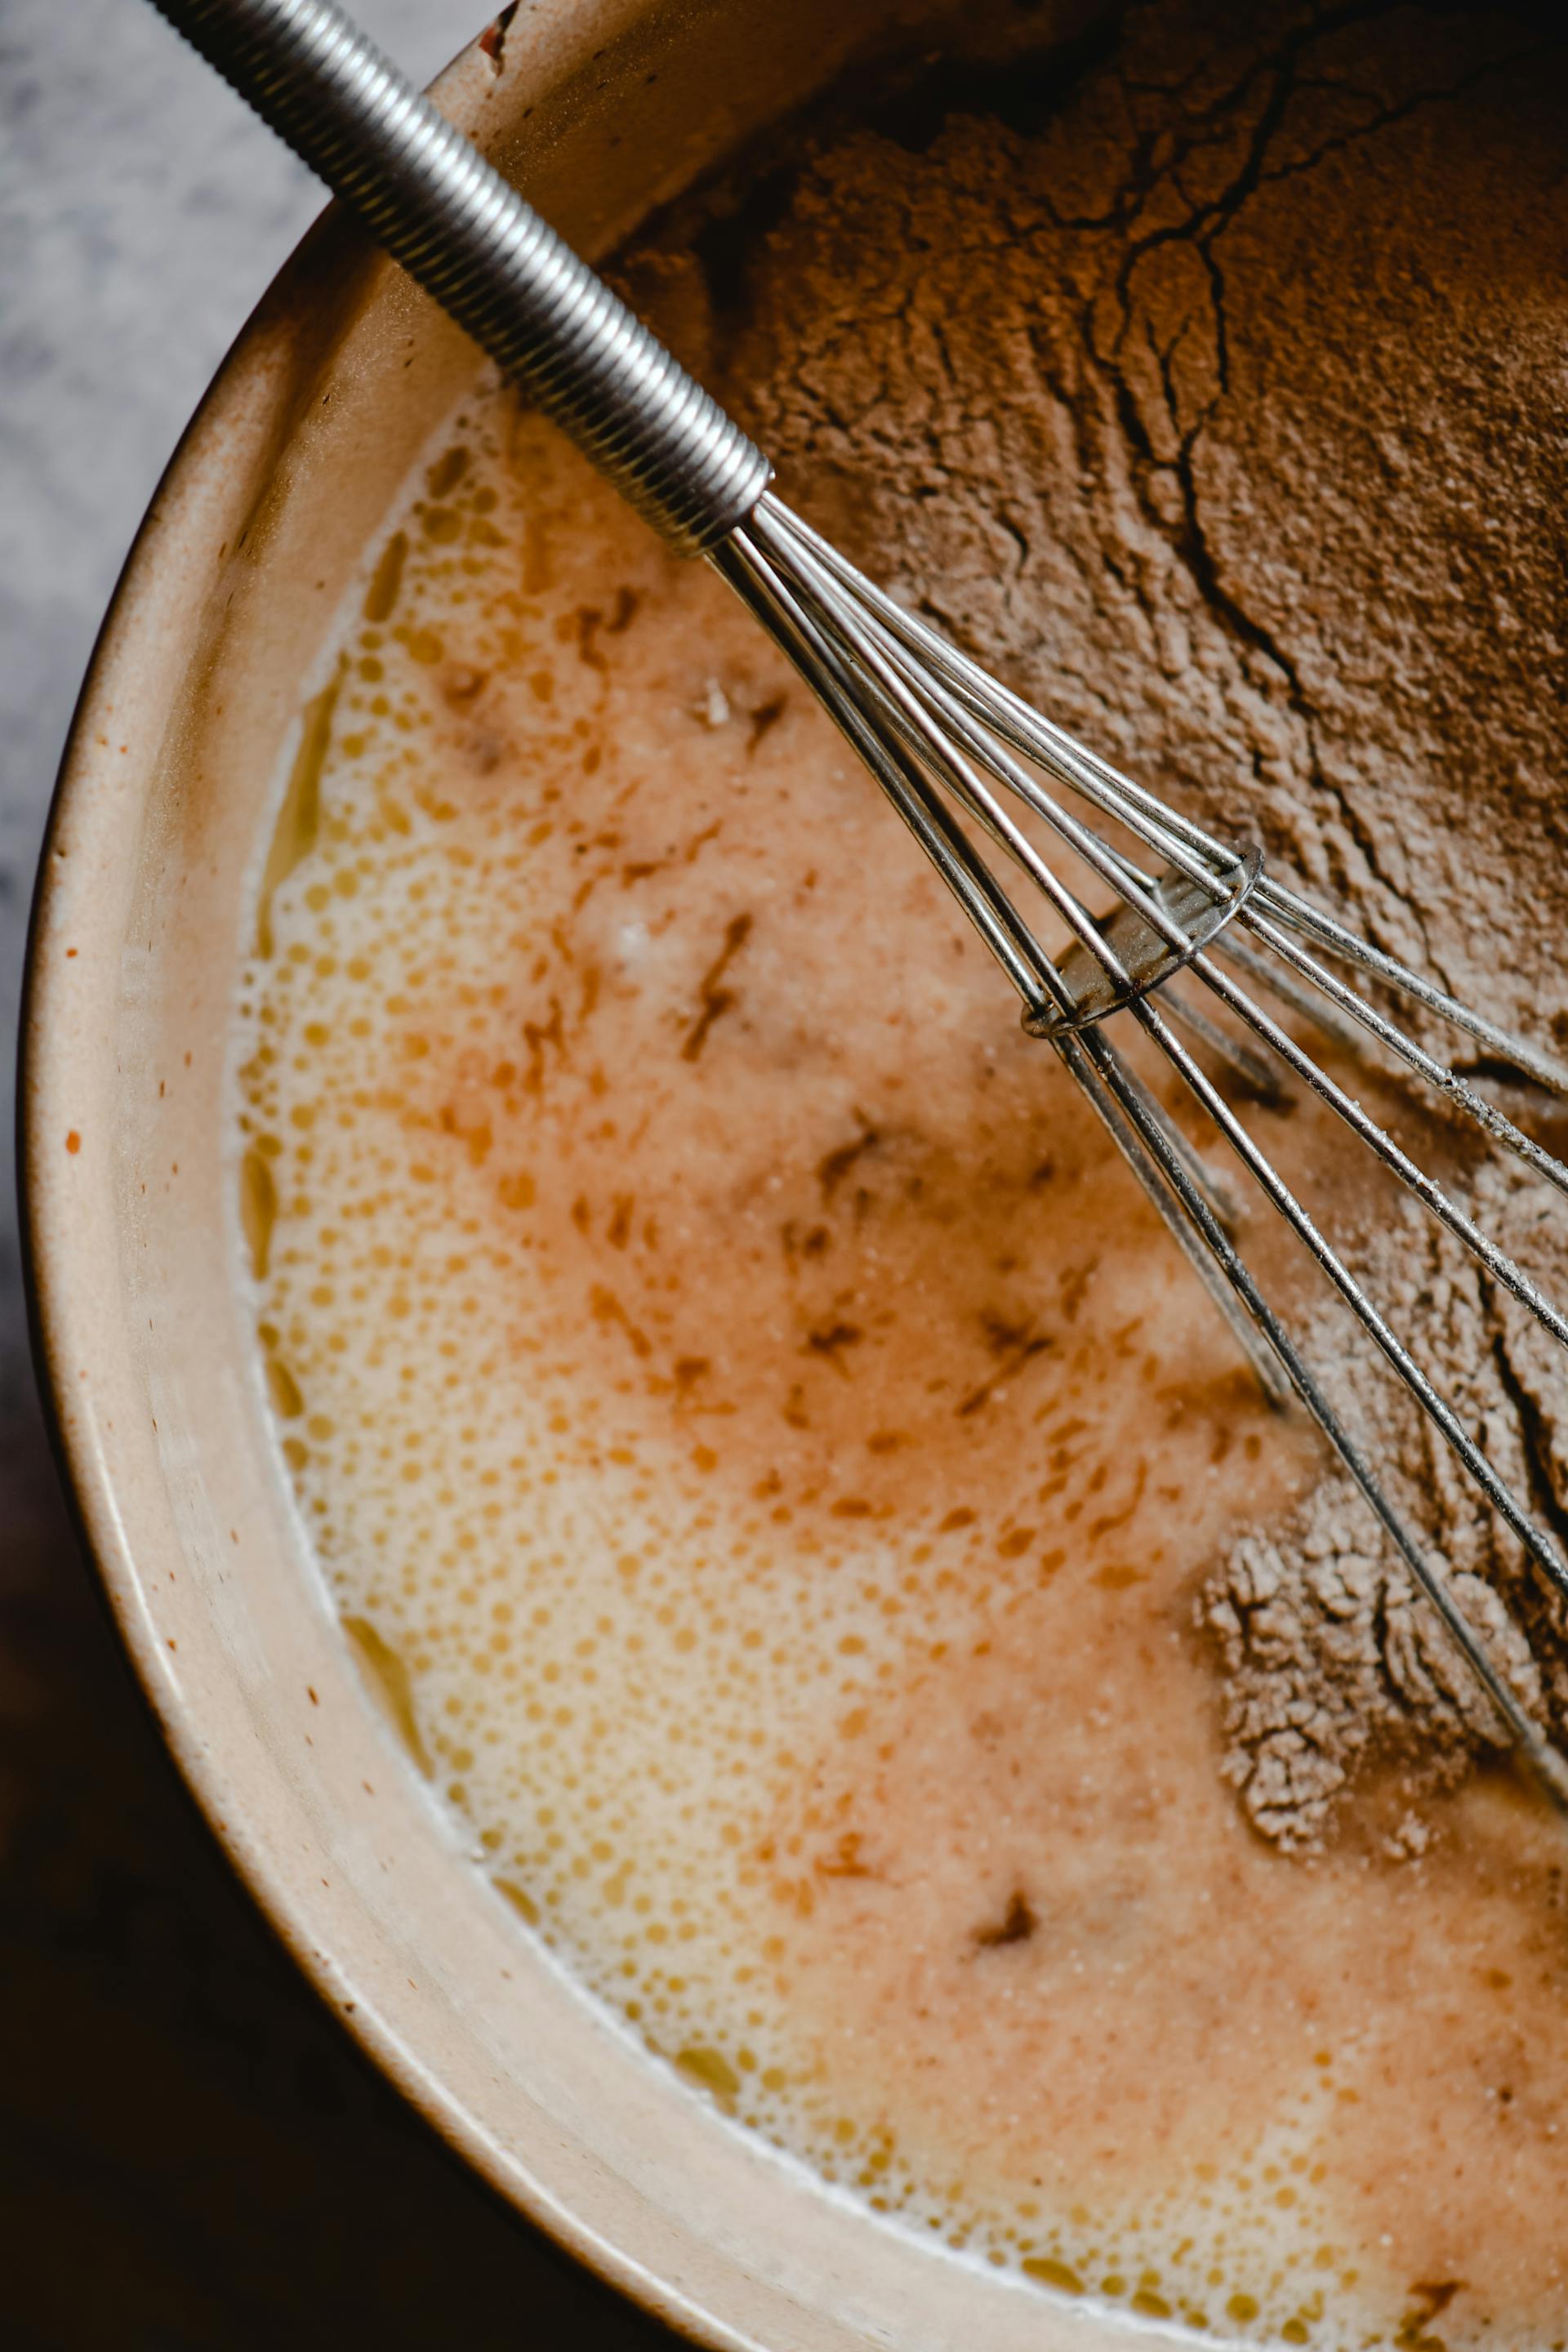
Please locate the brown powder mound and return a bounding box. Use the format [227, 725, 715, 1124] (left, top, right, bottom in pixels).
[621, 0, 1568, 1846]
[1204, 1164, 1568, 1851]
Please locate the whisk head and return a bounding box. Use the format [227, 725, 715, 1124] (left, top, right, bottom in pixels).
[711, 491, 1568, 1809]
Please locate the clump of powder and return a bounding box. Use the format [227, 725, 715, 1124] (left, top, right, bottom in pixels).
[1204, 1162, 1568, 1851]
[615, 0, 1568, 1846]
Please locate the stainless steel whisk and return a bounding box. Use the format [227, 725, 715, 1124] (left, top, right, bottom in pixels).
[154, 0, 1568, 1801]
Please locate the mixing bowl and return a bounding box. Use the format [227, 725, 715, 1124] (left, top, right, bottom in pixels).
[23, 3, 1160, 2345]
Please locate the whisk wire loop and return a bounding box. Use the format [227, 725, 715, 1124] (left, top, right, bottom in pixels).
[724, 495, 1568, 1805]
[766, 497, 1568, 1101]
[1072, 1009, 1568, 1808]
[711, 530, 1299, 1410]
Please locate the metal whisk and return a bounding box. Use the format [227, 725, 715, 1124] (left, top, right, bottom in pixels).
[154, 0, 1568, 1801]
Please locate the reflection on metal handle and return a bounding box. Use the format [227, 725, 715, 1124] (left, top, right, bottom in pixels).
[149, 0, 772, 554]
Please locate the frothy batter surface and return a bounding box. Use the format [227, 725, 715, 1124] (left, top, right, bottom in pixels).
[234, 5, 1568, 2344]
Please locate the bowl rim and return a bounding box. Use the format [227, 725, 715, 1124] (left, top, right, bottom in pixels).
[16, 22, 755, 2349]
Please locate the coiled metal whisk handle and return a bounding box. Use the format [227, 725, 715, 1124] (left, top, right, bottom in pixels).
[149, 0, 773, 555]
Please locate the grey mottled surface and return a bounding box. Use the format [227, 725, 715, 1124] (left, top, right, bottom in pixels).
[0, 3, 670, 2341]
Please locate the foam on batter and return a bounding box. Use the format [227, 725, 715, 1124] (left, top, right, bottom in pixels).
[232, 403, 1568, 2350]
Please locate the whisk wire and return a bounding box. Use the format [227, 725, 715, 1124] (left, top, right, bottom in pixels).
[1126, 981, 1568, 1610]
[764, 495, 1568, 1102]
[761, 501, 1568, 1275]
[713, 528, 1300, 1408]
[1072, 1008, 1568, 1807]
[722, 495, 1568, 1801]
[1140, 980, 1287, 1105]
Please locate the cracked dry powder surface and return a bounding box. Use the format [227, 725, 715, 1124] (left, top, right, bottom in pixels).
[1204, 1165, 1568, 1852]
[624, 0, 1568, 1851]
